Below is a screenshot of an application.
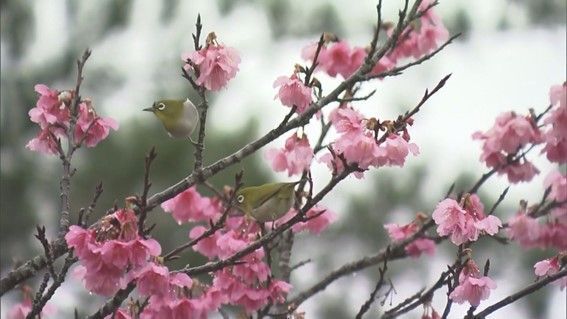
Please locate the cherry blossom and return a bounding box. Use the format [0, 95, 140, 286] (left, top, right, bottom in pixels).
[266, 133, 314, 176]
[432, 195, 502, 245]
[74, 101, 118, 148]
[182, 35, 240, 91]
[273, 73, 312, 113]
[449, 260, 496, 306]
[161, 186, 221, 224]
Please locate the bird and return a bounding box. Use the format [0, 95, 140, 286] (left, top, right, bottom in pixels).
[143, 98, 199, 142]
[234, 181, 300, 222]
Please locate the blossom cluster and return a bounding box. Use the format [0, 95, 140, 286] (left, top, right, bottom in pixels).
[541, 83, 567, 163]
[432, 194, 502, 246]
[27, 84, 118, 155]
[320, 105, 419, 178]
[384, 214, 436, 258]
[160, 186, 335, 315]
[472, 82, 567, 183]
[182, 33, 241, 91]
[506, 170, 566, 251]
[472, 111, 542, 183]
[301, 0, 448, 80]
[65, 209, 162, 296]
[449, 259, 497, 306]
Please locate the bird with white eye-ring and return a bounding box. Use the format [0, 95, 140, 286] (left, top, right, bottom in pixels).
[143, 98, 199, 144]
[234, 181, 300, 223]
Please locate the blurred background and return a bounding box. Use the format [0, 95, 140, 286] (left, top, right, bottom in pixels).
[1, 0, 565, 318]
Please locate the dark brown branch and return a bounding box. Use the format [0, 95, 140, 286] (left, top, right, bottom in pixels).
[26, 252, 75, 319]
[86, 282, 136, 319]
[58, 48, 92, 238]
[473, 269, 567, 318]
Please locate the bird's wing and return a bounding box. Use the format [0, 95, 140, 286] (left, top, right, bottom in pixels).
[254, 183, 291, 207]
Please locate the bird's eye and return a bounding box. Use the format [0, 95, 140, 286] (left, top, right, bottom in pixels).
[157, 103, 166, 111]
[237, 195, 244, 203]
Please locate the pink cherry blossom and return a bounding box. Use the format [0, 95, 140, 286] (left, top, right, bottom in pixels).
[182, 44, 240, 91]
[74, 102, 119, 148]
[544, 170, 567, 202]
[405, 238, 436, 258]
[28, 84, 69, 128]
[266, 133, 314, 176]
[549, 82, 566, 108]
[65, 225, 93, 258]
[26, 127, 60, 155]
[65, 209, 162, 296]
[189, 226, 222, 258]
[432, 199, 468, 245]
[291, 206, 336, 234]
[534, 256, 566, 290]
[415, 1, 449, 57]
[370, 56, 396, 77]
[334, 131, 383, 170]
[377, 134, 420, 167]
[506, 212, 541, 247]
[542, 84, 567, 163]
[473, 111, 542, 183]
[135, 263, 171, 297]
[537, 222, 567, 250]
[502, 160, 539, 183]
[319, 41, 356, 78]
[474, 215, 502, 236]
[384, 223, 418, 241]
[329, 106, 365, 133]
[161, 186, 220, 224]
[534, 256, 560, 277]
[432, 195, 502, 245]
[273, 74, 312, 113]
[449, 260, 496, 306]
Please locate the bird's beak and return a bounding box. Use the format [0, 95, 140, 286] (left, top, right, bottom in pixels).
[142, 107, 154, 112]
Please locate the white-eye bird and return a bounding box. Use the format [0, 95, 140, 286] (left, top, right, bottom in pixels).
[235, 182, 299, 222]
[143, 99, 199, 140]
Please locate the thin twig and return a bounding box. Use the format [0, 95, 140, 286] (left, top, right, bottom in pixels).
[86, 282, 136, 319]
[355, 249, 390, 319]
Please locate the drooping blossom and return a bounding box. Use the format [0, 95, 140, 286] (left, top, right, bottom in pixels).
[25, 128, 60, 155]
[329, 106, 366, 133]
[432, 194, 502, 245]
[266, 133, 314, 176]
[534, 255, 566, 290]
[291, 206, 336, 234]
[74, 101, 119, 148]
[161, 187, 221, 224]
[65, 209, 161, 296]
[28, 84, 69, 128]
[273, 73, 312, 113]
[542, 83, 567, 163]
[375, 134, 420, 167]
[473, 111, 542, 183]
[386, 0, 448, 62]
[384, 215, 436, 258]
[8, 288, 56, 319]
[544, 170, 567, 202]
[449, 260, 497, 306]
[27, 83, 118, 155]
[182, 33, 240, 91]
